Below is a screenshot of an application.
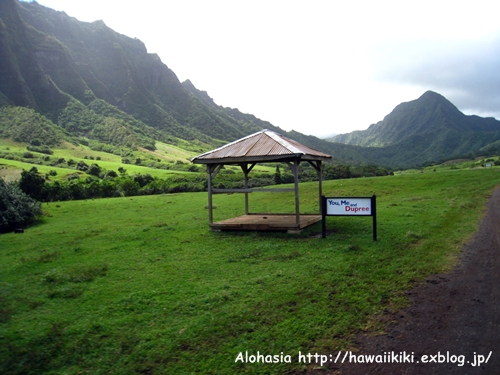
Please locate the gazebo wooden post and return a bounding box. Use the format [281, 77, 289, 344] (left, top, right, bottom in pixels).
[206, 163, 224, 224]
[293, 159, 300, 225]
[318, 161, 323, 214]
[242, 164, 249, 215]
[207, 164, 214, 224]
[307, 160, 323, 215]
[245, 173, 249, 215]
[240, 163, 256, 215]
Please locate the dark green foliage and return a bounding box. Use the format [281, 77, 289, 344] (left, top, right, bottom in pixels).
[57, 99, 99, 134]
[274, 165, 282, 184]
[323, 164, 352, 180]
[87, 163, 102, 177]
[0, 177, 42, 232]
[76, 160, 89, 171]
[133, 173, 154, 188]
[0, 107, 63, 146]
[18, 167, 45, 200]
[26, 145, 53, 155]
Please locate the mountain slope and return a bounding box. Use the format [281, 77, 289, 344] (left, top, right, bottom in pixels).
[15, 0, 306, 146]
[329, 91, 500, 147]
[4, 0, 357, 163]
[3, 0, 500, 170]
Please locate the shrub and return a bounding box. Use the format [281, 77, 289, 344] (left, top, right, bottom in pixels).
[76, 160, 89, 171]
[87, 163, 102, 177]
[18, 168, 46, 200]
[133, 173, 154, 187]
[118, 179, 140, 196]
[26, 145, 53, 155]
[0, 178, 42, 232]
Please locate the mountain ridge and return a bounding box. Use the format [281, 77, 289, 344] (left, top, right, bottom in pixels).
[2, 0, 500, 169]
[328, 91, 500, 147]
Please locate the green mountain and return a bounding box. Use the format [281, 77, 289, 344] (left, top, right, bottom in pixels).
[327, 91, 500, 162]
[2, 0, 500, 170]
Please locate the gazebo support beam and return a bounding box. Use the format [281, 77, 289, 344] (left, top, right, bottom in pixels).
[240, 163, 256, 215]
[207, 164, 224, 224]
[307, 160, 323, 214]
[285, 159, 301, 226]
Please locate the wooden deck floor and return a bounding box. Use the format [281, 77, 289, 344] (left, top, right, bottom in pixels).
[209, 214, 322, 233]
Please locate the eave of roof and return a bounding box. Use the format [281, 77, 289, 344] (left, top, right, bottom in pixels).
[191, 129, 332, 164]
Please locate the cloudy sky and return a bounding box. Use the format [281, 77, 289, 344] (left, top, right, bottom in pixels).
[23, 0, 500, 138]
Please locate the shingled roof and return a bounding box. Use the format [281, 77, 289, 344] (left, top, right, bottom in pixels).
[191, 129, 332, 164]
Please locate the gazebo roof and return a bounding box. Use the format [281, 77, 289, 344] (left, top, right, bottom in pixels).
[191, 129, 332, 164]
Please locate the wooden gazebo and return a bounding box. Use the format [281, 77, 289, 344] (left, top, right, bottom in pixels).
[191, 129, 332, 233]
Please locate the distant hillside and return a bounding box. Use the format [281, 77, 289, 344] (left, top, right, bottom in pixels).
[3, 0, 500, 170]
[2, 0, 296, 148]
[3, 0, 356, 159]
[328, 91, 500, 146]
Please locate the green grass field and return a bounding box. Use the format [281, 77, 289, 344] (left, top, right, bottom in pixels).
[0, 139, 274, 183]
[1, 168, 499, 374]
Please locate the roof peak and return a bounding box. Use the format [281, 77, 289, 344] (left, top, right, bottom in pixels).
[191, 129, 331, 164]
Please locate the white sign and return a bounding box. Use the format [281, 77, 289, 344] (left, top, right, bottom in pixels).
[325, 197, 372, 216]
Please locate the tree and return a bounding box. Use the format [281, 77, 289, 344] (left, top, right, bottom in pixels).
[133, 173, 154, 188]
[274, 166, 282, 184]
[0, 178, 42, 232]
[118, 179, 140, 196]
[18, 168, 46, 201]
[76, 160, 89, 171]
[87, 163, 102, 177]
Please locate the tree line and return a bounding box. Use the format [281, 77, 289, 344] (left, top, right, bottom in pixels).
[0, 162, 392, 232]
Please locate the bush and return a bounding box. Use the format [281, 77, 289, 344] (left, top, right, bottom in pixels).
[0, 178, 42, 232]
[133, 173, 154, 187]
[26, 145, 53, 155]
[18, 168, 46, 201]
[87, 163, 102, 177]
[76, 160, 89, 171]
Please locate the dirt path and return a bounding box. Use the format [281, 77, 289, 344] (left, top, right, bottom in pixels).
[327, 187, 500, 374]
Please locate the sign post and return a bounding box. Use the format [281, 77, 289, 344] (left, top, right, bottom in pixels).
[322, 195, 377, 240]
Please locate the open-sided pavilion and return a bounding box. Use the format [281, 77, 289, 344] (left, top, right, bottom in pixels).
[191, 129, 332, 233]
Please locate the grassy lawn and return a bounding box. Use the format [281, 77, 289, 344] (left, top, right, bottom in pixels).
[1, 169, 499, 374]
[0, 140, 197, 181]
